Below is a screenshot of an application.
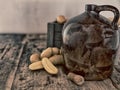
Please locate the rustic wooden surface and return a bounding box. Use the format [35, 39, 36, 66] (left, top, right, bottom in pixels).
[0, 34, 120, 90]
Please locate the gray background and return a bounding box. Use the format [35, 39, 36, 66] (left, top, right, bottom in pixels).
[0, 0, 119, 33]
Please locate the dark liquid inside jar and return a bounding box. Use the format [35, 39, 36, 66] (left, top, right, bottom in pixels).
[62, 23, 119, 80]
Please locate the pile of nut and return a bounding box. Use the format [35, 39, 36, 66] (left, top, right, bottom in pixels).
[29, 47, 64, 74]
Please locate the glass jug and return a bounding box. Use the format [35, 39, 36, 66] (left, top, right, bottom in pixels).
[62, 4, 119, 80]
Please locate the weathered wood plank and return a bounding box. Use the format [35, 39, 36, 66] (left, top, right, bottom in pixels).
[12, 34, 118, 90]
[5, 37, 28, 90]
[0, 34, 120, 90]
[0, 44, 20, 89]
[0, 34, 26, 90]
[12, 34, 47, 90]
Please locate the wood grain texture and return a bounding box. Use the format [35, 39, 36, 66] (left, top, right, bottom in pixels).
[0, 34, 120, 90]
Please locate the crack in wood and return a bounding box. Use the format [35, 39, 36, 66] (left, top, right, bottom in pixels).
[5, 36, 28, 90]
[0, 44, 11, 60]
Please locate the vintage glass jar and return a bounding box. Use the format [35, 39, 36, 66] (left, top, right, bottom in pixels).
[62, 4, 120, 80]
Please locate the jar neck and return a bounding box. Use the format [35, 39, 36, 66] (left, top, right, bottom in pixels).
[85, 4, 97, 12]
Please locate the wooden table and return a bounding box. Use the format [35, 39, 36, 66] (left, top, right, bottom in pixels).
[0, 34, 120, 90]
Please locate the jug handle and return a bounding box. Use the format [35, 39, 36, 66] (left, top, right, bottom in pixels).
[94, 5, 119, 30]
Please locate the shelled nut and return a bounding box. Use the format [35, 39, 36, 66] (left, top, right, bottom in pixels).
[42, 57, 58, 74]
[67, 72, 84, 86]
[49, 55, 64, 65]
[56, 15, 66, 24]
[30, 53, 41, 63]
[29, 61, 43, 70]
[41, 47, 53, 58]
[52, 47, 60, 55]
